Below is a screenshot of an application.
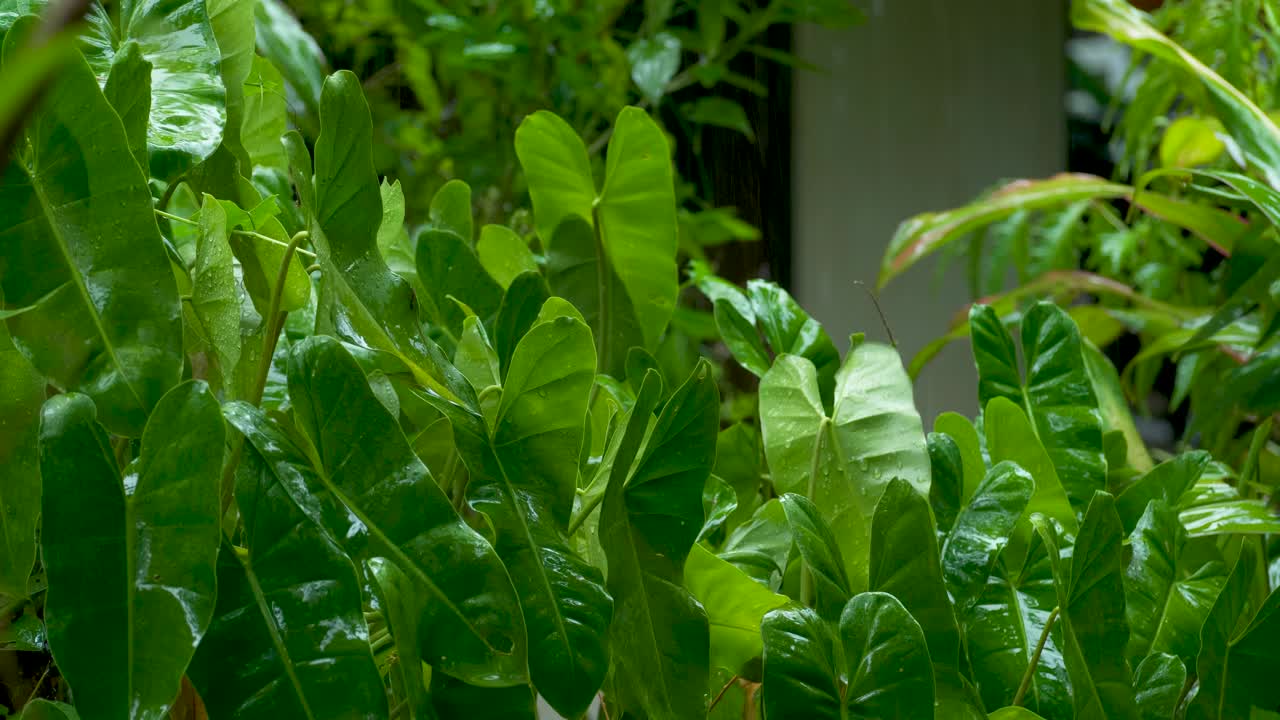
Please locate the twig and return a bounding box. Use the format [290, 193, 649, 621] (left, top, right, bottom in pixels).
[853, 280, 897, 349]
[707, 675, 739, 714]
[1013, 606, 1060, 707]
[24, 662, 52, 706]
[154, 208, 197, 226]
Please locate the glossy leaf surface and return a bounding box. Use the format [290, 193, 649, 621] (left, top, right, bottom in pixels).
[0, 319, 43, 596]
[941, 461, 1034, 620]
[779, 493, 852, 620]
[685, 543, 787, 675]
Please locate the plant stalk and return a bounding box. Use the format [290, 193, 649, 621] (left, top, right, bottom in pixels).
[1013, 606, 1060, 707]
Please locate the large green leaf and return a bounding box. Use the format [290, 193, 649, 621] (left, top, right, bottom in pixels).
[1115, 451, 1211, 534]
[189, 413, 386, 719]
[415, 227, 502, 339]
[964, 533, 1071, 716]
[685, 543, 787, 675]
[779, 493, 852, 621]
[284, 336, 527, 684]
[515, 107, 678, 375]
[759, 593, 934, 719]
[1123, 500, 1224, 668]
[868, 478, 963, 703]
[1188, 543, 1280, 718]
[253, 0, 325, 136]
[971, 302, 1107, 512]
[0, 36, 181, 437]
[1034, 493, 1138, 720]
[84, 0, 227, 181]
[424, 299, 612, 718]
[302, 71, 459, 402]
[760, 340, 929, 592]
[1074, 0, 1280, 188]
[39, 382, 223, 720]
[0, 319, 43, 597]
[941, 461, 1034, 620]
[599, 364, 717, 718]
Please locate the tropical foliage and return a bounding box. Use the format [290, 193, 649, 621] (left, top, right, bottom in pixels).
[1, 1, 1279, 719]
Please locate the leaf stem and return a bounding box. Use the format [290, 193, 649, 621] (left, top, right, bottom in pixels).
[232, 230, 318, 259]
[154, 208, 197, 226]
[568, 488, 602, 537]
[707, 675, 739, 714]
[1013, 606, 1060, 707]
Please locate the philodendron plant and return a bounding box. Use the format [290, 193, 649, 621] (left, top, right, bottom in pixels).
[2, 2, 1280, 719]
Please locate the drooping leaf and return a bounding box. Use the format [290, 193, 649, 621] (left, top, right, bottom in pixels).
[424, 299, 612, 718]
[190, 194, 242, 386]
[760, 593, 934, 719]
[189, 419, 386, 719]
[1124, 500, 1225, 667]
[0, 35, 181, 437]
[0, 318, 43, 597]
[1133, 653, 1186, 720]
[868, 478, 962, 699]
[285, 336, 527, 684]
[516, 107, 678, 376]
[83, 0, 227, 182]
[760, 341, 929, 592]
[685, 543, 787, 675]
[941, 461, 1034, 620]
[779, 493, 852, 621]
[40, 382, 223, 720]
[1034, 493, 1138, 720]
[600, 364, 717, 718]
[971, 302, 1107, 512]
[302, 71, 460, 402]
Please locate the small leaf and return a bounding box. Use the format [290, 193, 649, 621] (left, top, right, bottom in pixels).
[685, 97, 754, 141]
[627, 32, 680, 104]
[476, 225, 537, 289]
[1160, 115, 1226, 168]
[779, 493, 852, 620]
[428, 179, 474, 243]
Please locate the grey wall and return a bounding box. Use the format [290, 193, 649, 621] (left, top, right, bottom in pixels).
[792, 0, 1067, 422]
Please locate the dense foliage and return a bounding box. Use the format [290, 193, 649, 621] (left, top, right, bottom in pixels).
[880, 0, 1280, 474]
[1, 1, 1279, 720]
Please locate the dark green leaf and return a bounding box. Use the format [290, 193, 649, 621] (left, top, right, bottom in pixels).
[493, 271, 551, 378]
[0, 319, 43, 597]
[713, 422, 763, 532]
[719, 499, 792, 589]
[928, 432, 965, 537]
[934, 411, 986, 502]
[942, 461, 1034, 620]
[779, 493, 852, 620]
[600, 364, 717, 718]
[415, 228, 503, 339]
[972, 302, 1107, 512]
[1133, 653, 1185, 720]
[368, 557, 431, 720]
[190, 415, 386, 718]
[102, 41, 151, 172]
[747, 280, 839, 407]
[190, 194, 242, 386]
[685, 97, 755, 141]
[425, 300, 611, 717]
[285, 336, 527, 684]
[40, 382, 223, 719]
[1115, 451, 1211, 534]
[0, 38, 181, 437]
[19, 701, 79, 720]
[712, 297, 771, 378]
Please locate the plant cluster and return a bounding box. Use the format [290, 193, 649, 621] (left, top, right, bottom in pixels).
[879, 0, 1280, 472]
[1, 1, 1279, 720]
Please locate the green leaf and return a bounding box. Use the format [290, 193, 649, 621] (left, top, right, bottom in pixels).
[1160, 115, 1226, 168]
[284, 336, 527, 684]
[685, 97, 755, 141]
[879, 174, 1131, 288]
[685, 543, 787, 674]
[190, 194, 242, 386]
[1115, 451, 1211, 534]
[476, 225, 537, 290]
[425, 300, 611, 718]
[712, 422, 763, 532]
[207, 0, 256, 169]
[760, 593, 935, 719]
[189, 413, 387, 718]
[600, 364, 717, 718]
[779, 493, 852, 620]
[516, 108, 678, 376]
[102, 41, 151, 172]
[712, 297, 771, 378]
[1083, 340, 1154, 474]
[428, 179, 474, 243]
[242, 55, 290, 183]
[719, 499, 792, 589]
[40, 382, 224, 719]
[1124, 500, 1224, 667]
[84, 0, 227, 182]
[971, 302, 1107, 512]
[760, 341, 929, 593]
[367, 557, 431, 720]
[0, 320, 43, 597]
[19, 701, 79, 720]
[990, 709, 1048, 720]
[868, 478, 962, 697]
[935, 411, 986, 502]
[1075, 0, 1280, 188]
[747, 280, 840, 408]
[453, 316, 501, 393]
[493, 271, 551, 378]
[1034, 492, 1138, 720]
[941, 461, 1034, 620]
[984, 396, 1077, 567]
[626, 32, 680, 104]
[928, 432, 965, 537]
[304, 71, 459, 402]
[0, 37, 181, 437]
[416, 228, 502, 339]
[253, 0, 326, 135]
[1187, 542, 1266, 719]
[1133, 653, 1186, 720]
